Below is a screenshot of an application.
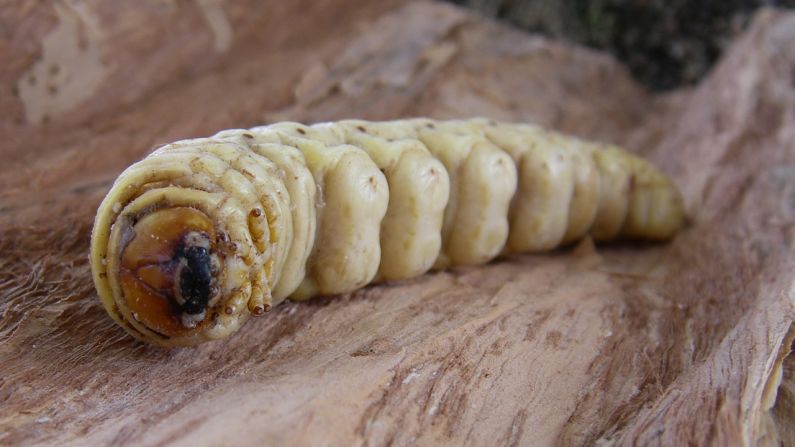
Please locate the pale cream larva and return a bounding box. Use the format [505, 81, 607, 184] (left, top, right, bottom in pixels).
[90, 118, 685, 346]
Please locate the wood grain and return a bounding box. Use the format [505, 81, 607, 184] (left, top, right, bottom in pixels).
[1, 1, 794, 446]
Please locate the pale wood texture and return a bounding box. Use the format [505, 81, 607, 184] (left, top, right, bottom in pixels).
[1, 1, 794, 446]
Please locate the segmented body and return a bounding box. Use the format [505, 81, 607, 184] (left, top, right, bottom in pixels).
[91, 118, 684, 346]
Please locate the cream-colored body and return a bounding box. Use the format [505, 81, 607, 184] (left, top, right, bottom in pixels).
[91, 118, 685, 346]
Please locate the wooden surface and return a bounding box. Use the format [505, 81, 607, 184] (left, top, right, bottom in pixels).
[1, 1, 794, 446]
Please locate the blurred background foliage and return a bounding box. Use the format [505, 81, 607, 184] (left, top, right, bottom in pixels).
[450, 0, 795, 91]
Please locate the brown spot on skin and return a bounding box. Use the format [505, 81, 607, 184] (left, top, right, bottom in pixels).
[426, 122, 435, 129]
[296, 128, 306, 135]
[243, 133, 254, 139]
[356, 125, 366, 132]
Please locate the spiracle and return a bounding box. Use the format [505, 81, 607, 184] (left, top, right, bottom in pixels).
[90, 118, 684, 346]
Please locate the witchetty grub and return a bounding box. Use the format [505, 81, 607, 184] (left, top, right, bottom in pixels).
[90, 118, 685, 347]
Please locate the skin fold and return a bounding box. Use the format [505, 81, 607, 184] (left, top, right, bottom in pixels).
[90, 118, 685, 346]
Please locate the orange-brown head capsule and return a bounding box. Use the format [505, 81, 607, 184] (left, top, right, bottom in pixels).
[118, 207, 221, 337]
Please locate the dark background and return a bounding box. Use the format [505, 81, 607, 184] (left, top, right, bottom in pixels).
[450, 0, 795, 90]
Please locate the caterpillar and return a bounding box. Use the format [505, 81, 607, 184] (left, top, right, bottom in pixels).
[90, 118, 684, 347]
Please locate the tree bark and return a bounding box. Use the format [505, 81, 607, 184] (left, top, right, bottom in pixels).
[0, 1, 793, 446]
